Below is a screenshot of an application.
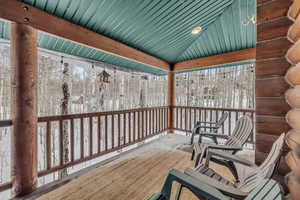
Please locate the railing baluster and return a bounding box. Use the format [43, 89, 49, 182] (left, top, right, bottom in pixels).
[189, 107, 192, 132]
[133, 111, 136, 141]
[210, 109, 212, 132]
[128, 112, 131, 143]
[145, 110, 148, 136]
[204, 109, 207, 132]
[221, 111, 225, 134]
[142, 110, 144, 138]
[151, 109, 153, 135]
[180, 107, 183, 130]
[59, 120, 64, 166]
[80, 117, 84, 159]
[228, 112, 231, 136]
[46, 121, 51, 170]
[123, 113, 126, 145]
[105, 115, 108, 151]
[192, 108, 197, 128]
[176, 108, 179, 128]
[70, 119, 74, 162]
[97, 116, 101, 153]
[89, 117, 93, 156]
[111, 115, 114, 149]
[158, 108, 161, 132]
[118, 114, 121, 147]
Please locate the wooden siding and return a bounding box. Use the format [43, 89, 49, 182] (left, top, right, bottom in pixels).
[255, 0, 292, 175]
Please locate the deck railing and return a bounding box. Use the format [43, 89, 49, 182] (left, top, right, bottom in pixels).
[173, 106, 255, 143]
[0, 106, 168, 192]
[0, 106, 256, 192]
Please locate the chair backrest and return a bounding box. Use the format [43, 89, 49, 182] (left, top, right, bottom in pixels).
[215, 112, 229, 129]
[224, 116, 253, 148]
[238, 133, 285, 193]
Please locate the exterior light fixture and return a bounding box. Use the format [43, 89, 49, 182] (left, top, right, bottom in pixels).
[192, 26, 202, 35]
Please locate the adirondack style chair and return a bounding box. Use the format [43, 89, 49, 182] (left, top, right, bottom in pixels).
[180, 133, 285, 200]
[191, 115, 253, 174]
[147, 169, 283, 200]
[190, 112, 228, 145]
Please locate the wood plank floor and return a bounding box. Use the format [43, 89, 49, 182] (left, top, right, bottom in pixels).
[36, 134, 237, 200]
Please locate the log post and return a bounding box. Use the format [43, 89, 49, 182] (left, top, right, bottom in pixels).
[167, 70, 174, 133]
[10, 23, 38, 197]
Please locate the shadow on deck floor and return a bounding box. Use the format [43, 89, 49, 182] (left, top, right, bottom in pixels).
[32, 134, 248, 200]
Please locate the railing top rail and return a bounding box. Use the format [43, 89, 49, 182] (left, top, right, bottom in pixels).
[0, 106, 168, 127]
[173, 106, 255, 113]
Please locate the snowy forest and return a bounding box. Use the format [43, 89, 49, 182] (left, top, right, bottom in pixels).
[0, 42, 255, 198]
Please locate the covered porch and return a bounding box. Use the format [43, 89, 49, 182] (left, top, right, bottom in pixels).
[0, 0, 300, 199]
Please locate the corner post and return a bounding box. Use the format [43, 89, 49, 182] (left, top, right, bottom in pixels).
[11, 22, 38, 197]
[167, 70, 175, 133]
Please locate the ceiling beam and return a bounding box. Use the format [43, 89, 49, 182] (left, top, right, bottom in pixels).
[173, 48, 256, 72]
[0, 0, 170, 71]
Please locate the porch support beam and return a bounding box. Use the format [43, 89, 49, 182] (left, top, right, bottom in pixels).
[167, 71, 175, 133]
[0, 0, 170, 71]
[173, 48, 256, 72]
[11, 23, 38, 197]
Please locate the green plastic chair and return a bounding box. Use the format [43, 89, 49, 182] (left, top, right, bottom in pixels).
[148, 169, 283, 200]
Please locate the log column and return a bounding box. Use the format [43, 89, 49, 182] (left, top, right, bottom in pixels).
[167, 71, 175, 133]
[10, 23, 38, 197]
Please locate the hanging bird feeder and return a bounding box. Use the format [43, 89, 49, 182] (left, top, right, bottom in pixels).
[98, 70, 111, 83]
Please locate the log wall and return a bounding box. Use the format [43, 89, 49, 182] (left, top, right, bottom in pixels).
[256, 0, 293, 177]
[285, 0, 300, 199]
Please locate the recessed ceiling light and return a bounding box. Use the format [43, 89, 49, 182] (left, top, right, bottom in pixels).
[192, 26, 202, 35]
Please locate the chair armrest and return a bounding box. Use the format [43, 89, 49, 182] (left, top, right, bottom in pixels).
[205, 144, 242, 151]
[196, 121, 217, 125]
[184, 168, 248, 199]
[158, 169, 230, 200]
[201, 133, 230, 139]
[206, 150, 257, 167]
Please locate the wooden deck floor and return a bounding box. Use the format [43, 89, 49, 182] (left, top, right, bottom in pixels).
[36, 134, 237, 200]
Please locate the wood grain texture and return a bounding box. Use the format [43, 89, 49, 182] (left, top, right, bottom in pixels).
[286, 150, 300, 176]
[286, 86, 300, 108]
[288, 14, 300, 42]
[256, 115, 290, 135]
[288, 0, 300, 20]
[167, 71, 174, 132]
[256, 57, 290, 78]
[33, 135, 236, 200]
[286, 109, 300, 133]
[173, 48, 256, 72]
[257, 0, 292, 24]
[256, 133, 289, 154]
[0, 0, 170, 71]
[256, 38, 292, 60]
[286, 38, 300, 64]
[256, 97, 290, 116]
[256, 77, 290, 97]
[285, 64, 300, 86]
[286, 129, 300, 150]
[286, 173, 300, 200]
[258, 17, 292, 42]
[10, 23, 38, 197]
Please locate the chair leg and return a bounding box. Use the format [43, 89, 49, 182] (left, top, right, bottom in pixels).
[175, 184, 183, 200]
[190, 132, 196, 145]
[226, 161, 239, 182]
[194, 153, 201, 168]
[191, 149, 195, 160]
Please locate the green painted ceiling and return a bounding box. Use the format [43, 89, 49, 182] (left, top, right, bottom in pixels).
[0, 0, 256, 75]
